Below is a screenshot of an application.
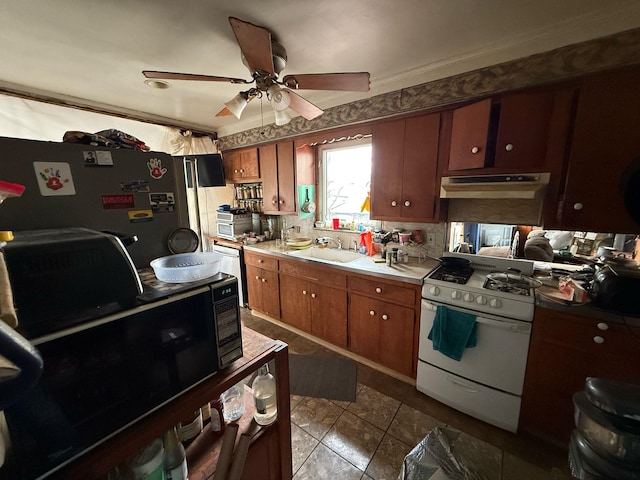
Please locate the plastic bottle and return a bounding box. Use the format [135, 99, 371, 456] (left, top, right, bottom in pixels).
[162, 427, 188, 480]
[252, 364, 277, 426]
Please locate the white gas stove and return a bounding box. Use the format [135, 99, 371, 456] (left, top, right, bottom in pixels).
[418, 252, 537, 433]
[422, 252, 536, 322]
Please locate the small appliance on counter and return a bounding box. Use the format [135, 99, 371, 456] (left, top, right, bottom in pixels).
[216, 209, 253, 241]
[3, 228, 143, 339]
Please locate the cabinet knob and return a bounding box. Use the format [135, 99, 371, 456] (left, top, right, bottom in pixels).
[391, 201, 397, 207]
[311, 293, 316, 299]
[239, 169, 244, 173]
[258, 259, 263, 263]
[261, 278, 266, 283]
[272, 200, 277, 205]
[381, 314, 389, 320]
[302, 290, 307, 295]
[234, 169, 239, 173]
[573, 202, 583, 211]
[471, 146, 480, 154]
[255, 275, 260, 280]
[375, 287, 382, 294]
[404, 200, 411, 207]
[596, 322, 609, 331]
[369, 310, 375, 316]
[279, 200, 284, 204]
[593, 336, 605, 344]
[505, 143, 514, 152]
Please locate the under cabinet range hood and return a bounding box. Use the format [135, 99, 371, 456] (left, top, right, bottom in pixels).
[440, 173, 550, 199]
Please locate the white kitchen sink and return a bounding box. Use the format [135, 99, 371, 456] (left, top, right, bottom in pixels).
[287, 247, 363, 263]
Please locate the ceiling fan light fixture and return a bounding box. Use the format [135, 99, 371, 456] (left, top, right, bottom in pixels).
[267, 85, 291, 111]
[224, 91, 250, 119]
[274, 109, 291, 126]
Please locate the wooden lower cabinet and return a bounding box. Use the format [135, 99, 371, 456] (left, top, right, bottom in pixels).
[245, 251, 280, 319]
[348, 292, 416, 377]
[519, 306, 640, 448]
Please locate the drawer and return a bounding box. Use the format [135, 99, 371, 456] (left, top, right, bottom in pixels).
[279, 259, 347, 288]
[245, 252, 278, 271]
[348, 275, 416, 305]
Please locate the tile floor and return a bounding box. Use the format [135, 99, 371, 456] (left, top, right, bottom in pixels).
[241, 309, 574, 480]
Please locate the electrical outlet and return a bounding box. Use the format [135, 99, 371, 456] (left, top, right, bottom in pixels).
[427, 233, 435, 245]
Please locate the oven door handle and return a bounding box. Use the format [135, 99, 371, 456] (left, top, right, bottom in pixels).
[422, 300, 531, 333]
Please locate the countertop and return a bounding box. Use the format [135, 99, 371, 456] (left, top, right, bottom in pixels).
[244, 241, 438, 285]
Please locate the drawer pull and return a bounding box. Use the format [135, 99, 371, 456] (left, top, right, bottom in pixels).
[369, 310, 375, 316]
[311, 293, 316, 299]
[375, 287, 382, 294]
[471, 146, 480, 154]
[255, 275, 260, 280]
[258, 259, 263, 263]
[447, 375, 480, 393]
[593, 336, 605, 344]
[261, 278, 266, 283]
[596, 322, 609, 331]
[381, 314, 388, 320]
[302, 290, 307, 295]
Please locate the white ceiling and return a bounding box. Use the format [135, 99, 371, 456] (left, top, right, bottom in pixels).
[2, 0, 640, 138]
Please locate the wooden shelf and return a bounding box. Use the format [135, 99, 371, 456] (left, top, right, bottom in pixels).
[47, 327, 292, 480]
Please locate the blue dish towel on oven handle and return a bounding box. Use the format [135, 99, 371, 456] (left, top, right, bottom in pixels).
[427, 305, 477, 361]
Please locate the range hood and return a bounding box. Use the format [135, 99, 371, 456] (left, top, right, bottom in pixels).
[440, 173, 550, 199]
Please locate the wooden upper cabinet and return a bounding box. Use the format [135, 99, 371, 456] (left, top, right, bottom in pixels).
[371, 113, 441, 222]
[447, 91, 557, 173]
[222, 147, 260, 183]
[548, 67, 640, 233]
[260, 141, 296, 215]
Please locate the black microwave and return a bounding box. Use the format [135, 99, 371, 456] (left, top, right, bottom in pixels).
[2, 276, 243, 480]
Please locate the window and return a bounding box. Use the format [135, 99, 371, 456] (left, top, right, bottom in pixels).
[319, 139, 372, 229]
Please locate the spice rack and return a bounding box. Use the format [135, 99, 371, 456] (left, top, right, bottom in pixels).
[234, 182, 263, 213]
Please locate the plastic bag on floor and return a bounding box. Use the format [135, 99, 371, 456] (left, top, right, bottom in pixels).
[398, 427, 486, 480]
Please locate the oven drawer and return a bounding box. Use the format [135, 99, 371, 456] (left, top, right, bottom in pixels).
[417, 361, 521, 433]
[418, 300, 531, 395]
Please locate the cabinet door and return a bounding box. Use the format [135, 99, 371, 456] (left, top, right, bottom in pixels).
[401, 113, 440, 220]
[557, 68, 640, 232]
[276, 141, 296, 214]
[260, 144, 279, 214]
[239, 148, 260, 180]
[348, 293, 381, 360]
[448, 99, 491, 171]
[371, 119, 405, 218]
[494, 92, 554, 170]
[246, 264, 265, 312]
[310, 283, 347, 348]
[279, 274, 311, 332]
[377, 302, 415, 376]
[246, 265, 280, 318]
[222, 150, 241, 183]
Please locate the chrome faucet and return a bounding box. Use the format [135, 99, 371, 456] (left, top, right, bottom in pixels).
[314, 236, 342, 249]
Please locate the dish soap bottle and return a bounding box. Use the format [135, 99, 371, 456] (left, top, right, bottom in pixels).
[252, 364, 277, 426]
[163, 426, 188, 480]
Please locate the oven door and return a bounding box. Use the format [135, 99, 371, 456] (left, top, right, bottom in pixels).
[418, 299, 531, 395]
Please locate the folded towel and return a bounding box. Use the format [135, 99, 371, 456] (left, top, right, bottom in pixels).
[428, 306, 477, 361]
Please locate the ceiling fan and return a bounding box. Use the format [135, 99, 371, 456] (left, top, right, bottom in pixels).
[143, 17, 370, 126]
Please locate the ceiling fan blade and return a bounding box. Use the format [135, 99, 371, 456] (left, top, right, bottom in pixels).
[143, 70, 250, 84]
[228, 17, 275, 76]
[215, 107, 233, 117]
[282, 73, 370, 92]
[286, 90, 323, 121]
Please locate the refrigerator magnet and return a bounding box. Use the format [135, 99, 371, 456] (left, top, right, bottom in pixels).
[33, 162, 76, 196]
[149, 192, 175, 213]
[147, 158, 167, 179]
[128, 209, 154, 223]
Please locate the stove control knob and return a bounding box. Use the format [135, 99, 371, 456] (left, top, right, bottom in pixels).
[489, 298, 502, 308]
[463, 293, 474, 302]
[475, 295, 487, 305]
[451, 290, 461, 300]
[428, 286, 440, 296]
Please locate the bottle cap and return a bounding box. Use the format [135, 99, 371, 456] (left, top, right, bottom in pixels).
[0, 231, 14, 242]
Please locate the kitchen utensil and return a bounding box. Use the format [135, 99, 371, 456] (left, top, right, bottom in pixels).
[300, 188, 316, 213]
[150, 252, 222, 283]
[486, 268, 542, 289]
[168, 227, 199, 253]
[439, 256, 472, 269]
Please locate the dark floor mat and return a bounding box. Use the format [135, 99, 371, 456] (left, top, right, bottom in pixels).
[288, 353, 357, 402]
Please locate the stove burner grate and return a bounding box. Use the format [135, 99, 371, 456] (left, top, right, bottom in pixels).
[428, 265, 474, 284]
